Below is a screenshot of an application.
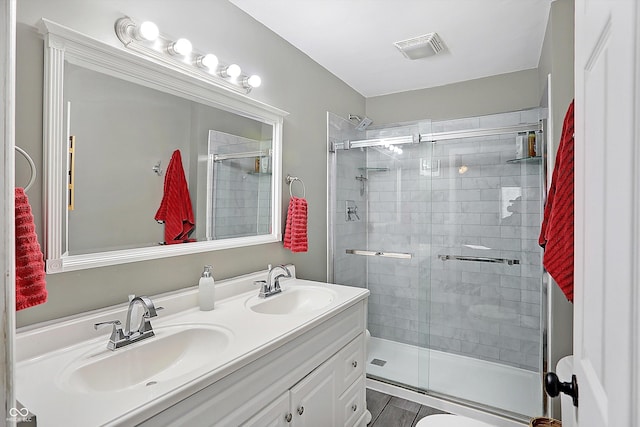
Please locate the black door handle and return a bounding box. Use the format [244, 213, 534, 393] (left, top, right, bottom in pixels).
[545, 372, 579, 407]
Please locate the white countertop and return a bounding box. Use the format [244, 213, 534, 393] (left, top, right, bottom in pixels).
[15, 270, 369, 426]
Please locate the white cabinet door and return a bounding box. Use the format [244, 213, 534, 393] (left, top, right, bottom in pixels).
[574, 1, 639, 426]
[290, 355, 338, 427]
[242, 392, 290, 427]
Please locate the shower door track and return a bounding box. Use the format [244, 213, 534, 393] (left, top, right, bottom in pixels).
[421, 122, 542, 142]
[333, 122, 543, 150]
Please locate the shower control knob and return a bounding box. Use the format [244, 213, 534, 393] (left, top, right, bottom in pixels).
[545, 372, 579, 407]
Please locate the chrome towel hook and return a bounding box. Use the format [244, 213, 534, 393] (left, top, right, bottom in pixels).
[286, 174, 306, 198]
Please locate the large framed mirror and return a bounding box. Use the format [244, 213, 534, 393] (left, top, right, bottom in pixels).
[40, 19, 287, 273]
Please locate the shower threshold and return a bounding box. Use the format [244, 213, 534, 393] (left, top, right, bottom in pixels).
[367, 337, 542, 418]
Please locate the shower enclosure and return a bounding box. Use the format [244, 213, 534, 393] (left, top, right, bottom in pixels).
[327, 109, 547, 420]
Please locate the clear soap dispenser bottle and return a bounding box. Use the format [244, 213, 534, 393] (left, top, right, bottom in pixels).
[199, 265, 215, 311]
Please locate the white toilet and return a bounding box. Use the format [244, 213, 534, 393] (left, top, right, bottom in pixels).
[415, 414, 496, 427]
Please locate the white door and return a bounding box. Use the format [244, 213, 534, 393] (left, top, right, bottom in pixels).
[574, 1, 639, 426]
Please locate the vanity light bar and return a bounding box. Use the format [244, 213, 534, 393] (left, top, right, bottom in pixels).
[114, 17, 262, 94]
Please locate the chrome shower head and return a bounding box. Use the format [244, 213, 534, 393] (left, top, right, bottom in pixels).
[349, 114, 373, 131]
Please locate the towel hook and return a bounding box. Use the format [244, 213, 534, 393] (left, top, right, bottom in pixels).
[15, 146, 36, 192]
[152, 160, 163, 176]
[286, 174, 306, 198]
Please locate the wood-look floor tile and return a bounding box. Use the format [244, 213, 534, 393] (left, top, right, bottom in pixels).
[370, 404, 419, 427]
[366, 389, 392, 424]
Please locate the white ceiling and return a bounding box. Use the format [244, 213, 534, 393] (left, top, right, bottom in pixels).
[228, 0, 552, 97]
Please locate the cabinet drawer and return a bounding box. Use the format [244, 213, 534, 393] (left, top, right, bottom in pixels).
[338, 375, 365, 427]
[335, 333, 364, 394]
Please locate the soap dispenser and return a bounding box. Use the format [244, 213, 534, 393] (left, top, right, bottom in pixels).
[198, 265, 215, 311]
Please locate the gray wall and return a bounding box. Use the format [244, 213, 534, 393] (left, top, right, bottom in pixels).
[16, 0, 364, 326]
[365, 69, 541, 125]
[537, 0, 575, 419]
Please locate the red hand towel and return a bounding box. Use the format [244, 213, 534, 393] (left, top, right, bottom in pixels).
[154, 150, 195, 244]
[539, 100, 574, 302]
[15, 188, 47, 310]
[283, 196, 308, 253]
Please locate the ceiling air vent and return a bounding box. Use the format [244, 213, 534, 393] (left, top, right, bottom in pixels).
[393, 32, 445, 60]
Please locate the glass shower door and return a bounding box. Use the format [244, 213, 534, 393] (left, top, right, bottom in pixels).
[426, 130, 544, 416]
[328, 112, 433, 391]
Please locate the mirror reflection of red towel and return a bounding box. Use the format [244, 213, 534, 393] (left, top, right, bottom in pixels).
[539, 101, 574, 302]
[15, 187, 47, 310]
[154, 150, 195, 244]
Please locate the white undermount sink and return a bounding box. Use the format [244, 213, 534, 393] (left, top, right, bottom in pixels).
[245, 286, 336, 315]
[58, 324, 233, 393]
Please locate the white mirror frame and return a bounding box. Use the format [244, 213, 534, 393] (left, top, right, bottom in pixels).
[40, 19, 287, 273]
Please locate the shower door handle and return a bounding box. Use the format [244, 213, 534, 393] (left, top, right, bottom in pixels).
[346, 249, 412, 259]
[545, 372, 578, 407]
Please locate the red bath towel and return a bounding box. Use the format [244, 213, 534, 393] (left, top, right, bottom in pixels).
[283, 196, 308, 253]
[539, 100, 574, 302]
[15, 187, 47, 310]
[154, 150, 195, 244]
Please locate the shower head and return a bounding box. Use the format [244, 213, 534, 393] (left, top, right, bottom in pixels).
[349, 114, 373, 131]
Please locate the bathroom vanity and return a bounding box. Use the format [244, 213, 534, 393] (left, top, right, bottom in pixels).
[15, 268, 369, 426]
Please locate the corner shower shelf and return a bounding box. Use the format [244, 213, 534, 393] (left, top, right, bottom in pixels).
[506, 156, 542, 164]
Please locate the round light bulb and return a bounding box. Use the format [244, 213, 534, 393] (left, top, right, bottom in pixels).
[170, 38, 192, 56]
[200, 54, 219, 70]
[247, 75, 262, 88]
[138, 21, 159, 41]
[226, 64, 241, 78]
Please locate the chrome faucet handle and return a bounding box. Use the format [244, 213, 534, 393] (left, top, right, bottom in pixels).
[94, 319, 122, 331]
[94, 320, 126, 349]
[139, 306, 164, 334]
[146, 306, 164, 316]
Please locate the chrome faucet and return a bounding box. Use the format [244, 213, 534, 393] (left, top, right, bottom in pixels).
[258, 264, 292, 298]
[94, 295, 163, 350]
